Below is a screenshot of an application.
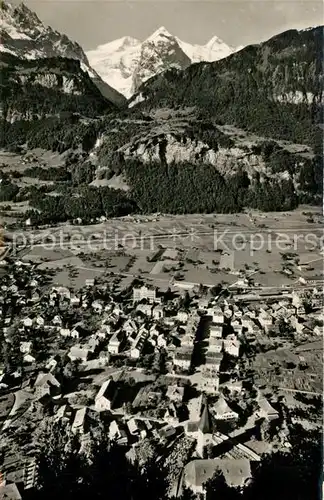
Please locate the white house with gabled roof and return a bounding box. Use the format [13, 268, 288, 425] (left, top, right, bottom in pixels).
[95, 379, 118, 412]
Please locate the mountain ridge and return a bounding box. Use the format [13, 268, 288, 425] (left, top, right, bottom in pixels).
[0, 0, 126, 106]
[87, 26, 236, 98]
[0, 5, 322, 219]
[128, 26, 323, 148]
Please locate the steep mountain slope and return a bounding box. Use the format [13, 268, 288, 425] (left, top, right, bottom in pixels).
[0, 1, 126, 106]
[129, 27, 323, 148]
[1, 26, 322, 219]
[177, 34, 234, 63]
[87, 27, 235, 98]
[93, 27, 323, 212]
[86, 36, 142, 98]
[131, 27, 192, 94]
[86, 110, 322, 213]
[0, 52, 117, 152]
[0, 52, 115, 120]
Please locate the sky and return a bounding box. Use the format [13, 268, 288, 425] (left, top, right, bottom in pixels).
[15, 0, 324, 50]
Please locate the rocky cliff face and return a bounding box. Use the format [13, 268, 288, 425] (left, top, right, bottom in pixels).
[94, 106, 321, 212]
[0, 1, 126, 106]
[0, 1, 84, 59]
[14, 72, 82, 94]
[131, 27, 192, 94]
[122, 134, 268, 178]
[0, 53, 115, 122]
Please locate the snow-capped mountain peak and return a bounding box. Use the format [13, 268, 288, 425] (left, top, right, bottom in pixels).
[92, 36, 141, 55]
[86, 36, 142, 98]
[117, 35, 141, 49]
[0, 1, 83, 59]
[206, 35, 231, 50]
[87, 27, 240, 98]
[0, 1, 43, 40]
[146, 26, 174, 42]
[132, 27, 191, 94]
[1, 1, 41, 28]
[176, 34, 234, 63]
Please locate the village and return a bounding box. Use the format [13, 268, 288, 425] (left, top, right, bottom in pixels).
[0, 249, 322, 498]
[0, 0, 322, 494]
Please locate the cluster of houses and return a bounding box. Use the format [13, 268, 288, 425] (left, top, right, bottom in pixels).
[229, 288, 323, 345]
[173, 315, 197, 372]
[1, 264, 322, 376]
[0, 263, 323, 499]
[0, 272, 321, 391]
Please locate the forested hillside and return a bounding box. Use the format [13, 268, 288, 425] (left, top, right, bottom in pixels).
[0, 53, 116, 149]
[0, 53, 115, 115]
[0, 27, 322, 221]
[130, 27, 323, 149]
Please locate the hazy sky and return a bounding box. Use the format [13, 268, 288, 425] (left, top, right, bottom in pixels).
[17, 0, 323, 50]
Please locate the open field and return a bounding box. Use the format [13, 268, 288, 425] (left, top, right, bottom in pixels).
[3, 206, 322, 292]
[47, 266, 106, 289]
[0, 149, 67, 172]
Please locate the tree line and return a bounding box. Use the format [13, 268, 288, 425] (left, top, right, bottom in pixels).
[25, 420, 321, 500]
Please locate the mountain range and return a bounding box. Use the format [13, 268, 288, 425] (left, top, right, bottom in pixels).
[0, 2, 239, 101]
[129, 26, 323, 147]
[87, 26, 237, 98]
[0, 1, 322, 219]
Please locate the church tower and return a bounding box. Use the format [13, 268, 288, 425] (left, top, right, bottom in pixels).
[197, 400, 214, 458]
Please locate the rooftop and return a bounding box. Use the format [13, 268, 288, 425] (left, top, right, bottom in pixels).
[198, 403, 213, 434]
[213, 395, 237, 417]
[184, 458, 252, 489]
